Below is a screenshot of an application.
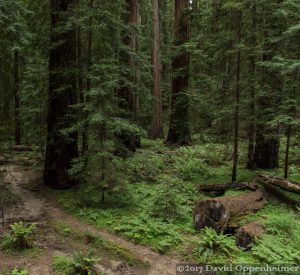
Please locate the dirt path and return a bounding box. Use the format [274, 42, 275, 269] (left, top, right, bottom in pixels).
[0, 164, 179, 275]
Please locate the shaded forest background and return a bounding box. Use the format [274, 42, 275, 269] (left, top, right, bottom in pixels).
[0, 0, 300, 187]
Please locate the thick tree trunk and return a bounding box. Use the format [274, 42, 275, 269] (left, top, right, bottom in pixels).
[116, 0, 141, 154]
[232, 9, 242, 183]
[193, 190, 266, 232]
[44, 0, 79, 189]
[257, 174, 300, 194]
[252, 5, 281, 169]
[119, 0, 139, 115]
[149, 0, 164, 139]
[14, 50, 21, 145]
[246, 2, 257, 169]
[166, 0, 191, 146]
[236, 222, 264, 249]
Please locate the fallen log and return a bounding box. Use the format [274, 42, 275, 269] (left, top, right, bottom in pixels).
[258, 179, 299, 209]
[236, 222, 265, 249]
[257, 174, 300, 194]
[9, 145, 34, 152]
[198, 182, 258, 196]
[193, 189, 266, 232]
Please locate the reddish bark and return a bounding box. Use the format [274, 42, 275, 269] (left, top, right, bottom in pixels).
[44, 0, 79, 189]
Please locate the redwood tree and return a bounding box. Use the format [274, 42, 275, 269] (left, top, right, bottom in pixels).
[149, 0, 163, 139]
[116, 0, 141, 154]
[166, 0, 191, 145]
[118, 0, 139, 115]
[14, 49, 21, 145]
[44, 0, 78, 189]
[232, 9, 242, 183]
[252, 3, 282, 169]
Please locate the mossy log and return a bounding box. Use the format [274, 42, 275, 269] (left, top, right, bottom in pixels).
[193, 190, 266, 232]
[257, 178, 299, 209]
[236, 222, 265, 249]
[257, 174, 300, 194]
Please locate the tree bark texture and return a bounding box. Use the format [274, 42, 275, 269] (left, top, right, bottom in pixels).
[257, 174, 300, 194]
[149, 0, 164, 139]
[232, 9, 242, 182]
[14, 50, 21, 145]
[44, 0, 79, 189]
[236, 222, 264, 249]
[193, 189, 266, 232]
[119, 0, 139, 115]
[166, 0, 191, 146]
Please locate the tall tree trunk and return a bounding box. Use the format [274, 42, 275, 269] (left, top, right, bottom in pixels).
[116, 0, 141, 154]
[14, 49, 21, 145]
[149, 0, 163, 139]
[82, 4, 93, 155]
[232, 9, 242, 183]
[119, 0, 139, 115]
[166, 0, 191, 146]
[44, 0, 79, 189]
[253, 6, 281, 169]
[246, 2, 257, 169]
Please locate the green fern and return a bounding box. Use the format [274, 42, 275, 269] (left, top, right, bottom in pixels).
[1, 222, 36, 250]
[196, 227, 237, 261]
[252, 235, 300, 264]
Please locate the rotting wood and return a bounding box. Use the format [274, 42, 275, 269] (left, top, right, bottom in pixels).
[257, 174, 300, 194]
[193, 189, 266, 232]
[236, 222, 265, 249]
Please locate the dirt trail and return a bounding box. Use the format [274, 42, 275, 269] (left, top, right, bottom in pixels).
[0, 164, 179, 275]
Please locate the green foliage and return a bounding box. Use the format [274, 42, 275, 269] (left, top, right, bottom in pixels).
[126, 150, 164, 182]
[52, 255, 76, 275]
[11, 269, 29, 275]
[52, 250, 100, 275]
[1, 222, 36, 250]
[264, 211, 296, 236]
[73, 250, 100, 275]
[195, 227, 237, 261]
[252, 235, 300, 264]
[113, 215, 182, 253]
[150, 186, 184, 221]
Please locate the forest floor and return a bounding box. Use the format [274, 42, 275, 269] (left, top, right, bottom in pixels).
[0, 161, 179, 274]
[1, 138, 300, 274]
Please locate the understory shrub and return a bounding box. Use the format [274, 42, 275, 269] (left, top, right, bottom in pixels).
[126, 150, 164, 182]
[195, 227, 237, 261]
[173, 158, 213, 180]
[52, 250, 100, 275]
[11, 269, 29, 275]
[1, 222, 36, 250]
[113, 215, 182, 253]
[150, 186, 184, 221]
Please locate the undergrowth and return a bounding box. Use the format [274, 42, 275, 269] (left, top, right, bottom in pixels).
[56, 138, 300, 263]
